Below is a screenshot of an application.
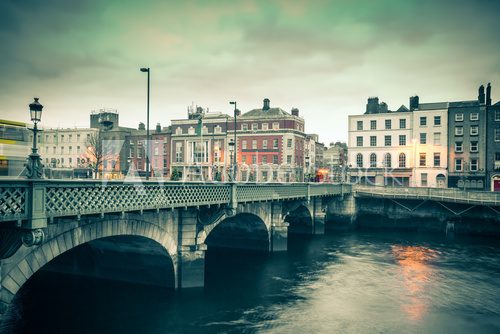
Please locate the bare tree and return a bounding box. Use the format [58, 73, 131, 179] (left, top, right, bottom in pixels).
[86, 131, 104, 179]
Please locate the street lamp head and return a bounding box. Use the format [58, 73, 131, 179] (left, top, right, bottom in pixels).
[229, 101, 236, 105]
[29, 97, 43, 123]
[140, 67, 150, 72]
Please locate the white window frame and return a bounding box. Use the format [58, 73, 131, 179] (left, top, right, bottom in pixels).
[470, 113, 479, 121]
[470, 126, 478, 136]
[455, 127, 463, 136]
[455, 113, 464, 122]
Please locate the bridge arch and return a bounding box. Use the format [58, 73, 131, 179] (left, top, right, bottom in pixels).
[204, 211, 271, 252]
[1, 218, 178, 311]
[285, 203, 313, 234]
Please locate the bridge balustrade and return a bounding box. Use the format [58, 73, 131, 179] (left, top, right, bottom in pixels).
[0, 180, 349, 224]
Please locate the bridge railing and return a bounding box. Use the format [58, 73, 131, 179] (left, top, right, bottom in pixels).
[354, 185, 500, 206]
[0, 180, 350, 224]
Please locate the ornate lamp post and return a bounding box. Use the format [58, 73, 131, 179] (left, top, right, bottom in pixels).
[26, 98, 44, 179]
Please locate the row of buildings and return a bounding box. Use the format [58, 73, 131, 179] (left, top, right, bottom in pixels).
[25, 99, 346, 182]
[348, 83, 500, 191]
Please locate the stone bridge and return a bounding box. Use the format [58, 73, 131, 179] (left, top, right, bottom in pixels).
[0, 180, 351, 318]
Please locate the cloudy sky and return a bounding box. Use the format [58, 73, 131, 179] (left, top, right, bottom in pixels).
[0, 0, 499, 143]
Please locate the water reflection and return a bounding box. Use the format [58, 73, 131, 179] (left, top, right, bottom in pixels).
[392, 245, 438, 321]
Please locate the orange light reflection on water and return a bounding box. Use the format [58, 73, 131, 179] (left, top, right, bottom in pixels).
[392, 245, 439, 322]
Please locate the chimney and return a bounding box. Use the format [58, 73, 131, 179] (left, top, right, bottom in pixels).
[366, 97, 379, 114]
[138, 122, 145, 130]
[409, 96, 419, 111]
[156, 123, 161, 133]
[478, 84, 485, 104]
[263, 98, 270, 111]
[291, 108, 299, 116]
[486, 83, 492, 106]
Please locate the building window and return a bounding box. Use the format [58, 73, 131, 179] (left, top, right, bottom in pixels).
[470, 113, 479, 121]
[188, 127, 195, 135]
[419, 153, 426, 166]
[455, 142, 463, 152]
[242, 140, 247, 149]
[262, 123, 269, 130]
[470, 141, 478, 152]
[399, 135, 406, 146]
[214, 125, 222, 134]
[154, 147, 159, 156]
[399, 119, 406, 129]
[420, 117, 427, 126]
[384, 135, 391, 146]
[399, 153, 406, 168]
[455, 159, 462, 171]
[252, 155, 257, 164]
[434, 132, 441, 145]
[357, 136, 363, 147]
[176, 127, 182, 135]
[470, 159, 478, 171]
[286, 155, 292, 164]
[242, 124, 248, 131]
[242, 155, 247, 164]
[273, 155, 279, 164]
[370, 153, 377, 167]
[263, 140, 268, 149]
[495, 128, 500, 141]
[434, 116, 441, 126]
[273, 139, 279, 149]
[434, 153, 441, 167]
[370, 120, 377, 130]
[421, 173, 428, 187]
[272, 122, 279, 130]
[60, 147, 64, 154]
[470, 126, 478, 136]
[262, 155, 267, 164]
[356, 153, 363, 168]
[175, 142, 183, 162]
[251, 123, 258, 131]
[370, 136, 377, 147]
[385, 119, 391, 130]
[495, 110, 500, 121]
[420, 133, 427, 144]
[357, 121, 363, 130]
[383, 153, 391, 168]
[455, 113, 464, 122]
[252, 140, 257, 149]
[455, 127, 463, 136]
[287, 139, 292, 148]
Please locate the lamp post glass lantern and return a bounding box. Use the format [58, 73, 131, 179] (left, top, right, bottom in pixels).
[26, 97, 44, 179]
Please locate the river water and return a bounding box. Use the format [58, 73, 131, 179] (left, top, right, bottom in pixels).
[7, 230, 500, 333]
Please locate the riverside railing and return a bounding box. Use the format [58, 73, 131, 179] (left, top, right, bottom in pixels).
[354, 185, 500, 206]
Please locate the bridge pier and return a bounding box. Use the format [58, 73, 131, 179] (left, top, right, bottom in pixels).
[311, 198, 326, 235]
[270, 202, 288, 252]
[177, 209, 205, 288]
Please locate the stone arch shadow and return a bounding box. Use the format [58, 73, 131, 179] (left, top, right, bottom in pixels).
[0, 218, 178, 320]
[284, 203, 313, 234]
[200, 211, 271, 252]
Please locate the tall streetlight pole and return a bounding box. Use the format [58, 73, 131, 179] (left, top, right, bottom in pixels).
[140, 67, 151, 180]
[229, 101, 237, 181]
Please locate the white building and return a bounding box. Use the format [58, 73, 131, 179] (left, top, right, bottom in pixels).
[348, 96, 448, 187]
[410, 103, 448, 187]
[37, 127, 98, 169]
